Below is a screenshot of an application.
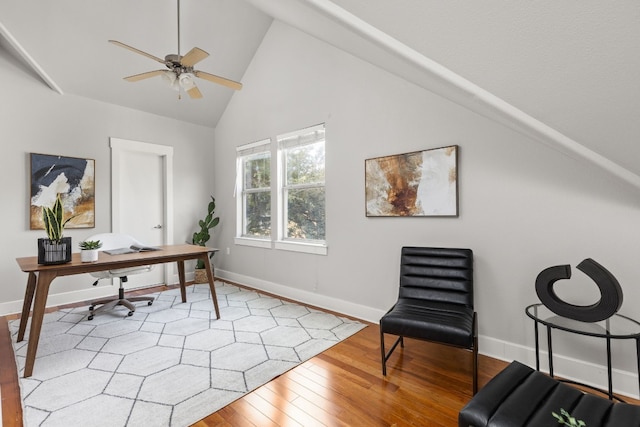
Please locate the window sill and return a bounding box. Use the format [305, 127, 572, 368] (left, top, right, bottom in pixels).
[234, 237, 272, 249]
[275, 240, 328, 255]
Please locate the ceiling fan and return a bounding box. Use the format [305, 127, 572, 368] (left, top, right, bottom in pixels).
[108, 0, 242, 99]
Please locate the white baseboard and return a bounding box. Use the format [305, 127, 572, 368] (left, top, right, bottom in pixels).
[0, 286, 116, 316]
[216, 269, 386, 323]
[0, 272, 188, 317]
[217, 268, 640, 400]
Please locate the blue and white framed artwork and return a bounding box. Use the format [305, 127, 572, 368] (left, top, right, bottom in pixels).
[30, 153, 95, 229]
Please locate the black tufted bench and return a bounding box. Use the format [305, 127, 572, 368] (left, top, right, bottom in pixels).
[458, 360, 640, 427]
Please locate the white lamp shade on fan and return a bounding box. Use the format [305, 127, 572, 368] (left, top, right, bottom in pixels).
[178, 73, 196, 90]
[161, 71, 197, 93]
[161, 71, 179, 91]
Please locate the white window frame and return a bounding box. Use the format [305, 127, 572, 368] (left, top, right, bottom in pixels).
[275, 124, 327, 255]
[235, 139, 272, 249]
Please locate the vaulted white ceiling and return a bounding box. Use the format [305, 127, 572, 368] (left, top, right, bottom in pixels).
[0, 0, 273, 128]
[325, 0, 640, 184]
[2, 0, 640, 187]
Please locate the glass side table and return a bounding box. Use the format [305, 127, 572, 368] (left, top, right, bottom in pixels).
[525, 303, 640, 401]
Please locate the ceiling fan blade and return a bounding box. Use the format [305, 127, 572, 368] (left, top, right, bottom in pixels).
[187, 85, 203, 99]
[194, 70, 242, 91]
[109, 40, 166, 64]
[181, 47, 209, 67]
[123, 70, 166, 82]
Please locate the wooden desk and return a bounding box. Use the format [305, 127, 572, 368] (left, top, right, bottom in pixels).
[15, 244, 220, 377]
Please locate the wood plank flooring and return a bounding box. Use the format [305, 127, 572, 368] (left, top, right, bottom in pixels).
[194, 324, 506, 427]
[1, 281, 635, 426]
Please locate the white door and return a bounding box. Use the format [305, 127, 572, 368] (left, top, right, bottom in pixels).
[120, 151, 163, 247]
[110, 138, 174, 289]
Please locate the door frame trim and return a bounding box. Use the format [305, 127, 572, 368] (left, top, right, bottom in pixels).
[110, 137, 174, 284]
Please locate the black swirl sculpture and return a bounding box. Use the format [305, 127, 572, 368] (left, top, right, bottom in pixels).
[535, 258, 623, 322]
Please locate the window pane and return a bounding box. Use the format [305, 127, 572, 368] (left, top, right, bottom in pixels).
[244, 154, 270, 190]
[286, 187, 325, 240]
[285, 142, 325, 185]
[244, 192, 271, 236]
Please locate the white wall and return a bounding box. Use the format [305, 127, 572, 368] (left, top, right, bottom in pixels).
[213, 21, 640, 396]
[0, 47, 215, 313]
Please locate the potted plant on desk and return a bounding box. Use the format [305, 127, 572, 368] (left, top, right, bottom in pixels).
[192, 196, 219, 283]
[79, 239, 102, 262]
[38, 194, 77, 265]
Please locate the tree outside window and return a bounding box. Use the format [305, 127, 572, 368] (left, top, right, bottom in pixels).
[237, 140, 271, 239]
[278, 125, 326, 243]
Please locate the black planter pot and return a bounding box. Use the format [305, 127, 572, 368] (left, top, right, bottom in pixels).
[37, 237, 72, 265]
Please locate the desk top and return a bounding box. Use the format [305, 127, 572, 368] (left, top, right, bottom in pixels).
[526, 303, 640, 339]
[16, 244, 219, 276]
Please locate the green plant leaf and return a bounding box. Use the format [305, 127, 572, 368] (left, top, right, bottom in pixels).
[192, 196, 220, 247]
[41, 194, 78, 242]
[79, 240, 102, 250]
[552, 408, 586, 427]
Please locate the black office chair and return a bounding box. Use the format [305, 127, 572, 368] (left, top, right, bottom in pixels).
[380, 246, 478, 394]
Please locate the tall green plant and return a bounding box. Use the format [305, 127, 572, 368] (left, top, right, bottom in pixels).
[192, 196, 219, 269]
[42, 194, 76, 242]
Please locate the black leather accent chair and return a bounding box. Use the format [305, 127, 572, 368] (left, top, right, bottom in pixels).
[459, 360, 640, 427]
[380, 247, 478, 394]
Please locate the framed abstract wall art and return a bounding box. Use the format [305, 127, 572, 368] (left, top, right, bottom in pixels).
[365, 145, 458, 217]
[30, 153, 96, 229]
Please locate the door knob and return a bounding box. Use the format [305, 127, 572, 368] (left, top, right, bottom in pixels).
[153, 225, 162, 229]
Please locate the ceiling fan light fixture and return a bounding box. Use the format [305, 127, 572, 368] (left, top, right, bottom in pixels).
[161, 70, 180, 91]
[179, 73, 196, 90]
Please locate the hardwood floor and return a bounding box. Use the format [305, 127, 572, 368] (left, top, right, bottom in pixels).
[2, 282, 633, 426]
[193, 327, 505, 427]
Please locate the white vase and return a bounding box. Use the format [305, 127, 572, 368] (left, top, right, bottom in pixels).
[81, 249, 99, 262]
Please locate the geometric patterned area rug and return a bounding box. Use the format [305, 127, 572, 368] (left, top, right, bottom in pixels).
[8, 281, 365, 427]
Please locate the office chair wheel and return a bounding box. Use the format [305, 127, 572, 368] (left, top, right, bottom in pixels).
[88, 315, 94, 321]
[148, 301, 153, 306]
[128, 311, 134, 316]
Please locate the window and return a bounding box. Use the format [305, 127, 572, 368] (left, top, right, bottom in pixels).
[236, 140, 271, 247]
[277, 124, 326, 253]
[235, 124, 327, 255]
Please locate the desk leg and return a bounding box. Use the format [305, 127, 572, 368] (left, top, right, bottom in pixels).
[17, 272, 37, 342]
[24, 270, 56, 378]
[202, 254, 220, 319]
[177, 261, 187, 303]
[547, 325, 554, 378]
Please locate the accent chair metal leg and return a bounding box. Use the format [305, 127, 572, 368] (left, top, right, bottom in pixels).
[381, 334, 404, 377]
[473, 335, 479, 394]
[380, 329, 387, 376]
[473, 312, 479, 394]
